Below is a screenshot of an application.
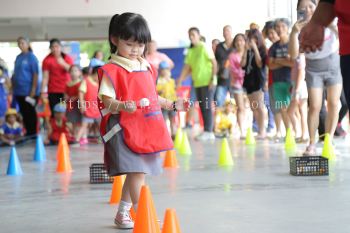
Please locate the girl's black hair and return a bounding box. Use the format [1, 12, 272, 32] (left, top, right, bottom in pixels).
[49, 38, 66, 58]
[274, 18, 291, 28]
[108, 13, 152, 54]
[188, 27, 201, 48]
[17, 37, 33, 52]
[69, 64, 81, 73]
[297, 0, 317, 9]
[92, 50, 102, 58]
[247, 29, 266, 51]
[232, 33, 246, 50]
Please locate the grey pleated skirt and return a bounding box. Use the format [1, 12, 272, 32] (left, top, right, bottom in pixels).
[104, 114, 163, 176]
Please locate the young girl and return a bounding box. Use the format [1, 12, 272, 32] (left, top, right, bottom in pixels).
[241, 29, 267, 139]
[228, 33, 246, 138]
[0, 109, 23, 146]
[97, 13, 188, 229]
[65, 65, 82, 137]
[288, 20, 309, 143]
[290, 0, 342, 156]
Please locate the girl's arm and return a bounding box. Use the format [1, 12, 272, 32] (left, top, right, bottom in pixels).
[240, 48, 248, 67]
[158, 96, 189, 112]
[78, 91, 86, 114]
[41, 71, 49, 96]
[30, 73, 38, 97]
[293, 59, 305, 97]
[274, 57, 294, 67]
[250, 41, 263, 68]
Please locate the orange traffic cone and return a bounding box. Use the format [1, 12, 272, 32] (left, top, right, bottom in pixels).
[56, 133, 72, 173]
[163, 150, 179, 168]
[109, 175, 125, 205]
[133, 185, 160, 233]
[130, 206, 136, 221]
[162, 209, 182, 233]
[56, 133, 70, 160]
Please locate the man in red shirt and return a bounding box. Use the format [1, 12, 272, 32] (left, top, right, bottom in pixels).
[300, 0, 350, 107]
[41, 38, 73, 114]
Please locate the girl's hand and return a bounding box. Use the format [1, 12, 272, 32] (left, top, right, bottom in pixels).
[123, 100, 137, 113]
[175, 98, 191, 112]
[250, 40, 258, 51]
[292, 20, 308, 34]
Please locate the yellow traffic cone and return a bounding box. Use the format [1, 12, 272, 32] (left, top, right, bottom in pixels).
[322, 133, 336, 161]
[285, 128, 296, 150]
[179, 132, 192, 156]
[174, 128, 183, 150]
[218, 138, 234, 166]
[245, 127, 256, 145]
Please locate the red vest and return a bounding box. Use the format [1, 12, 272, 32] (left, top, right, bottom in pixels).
[84, 78, 100, 119]
[66, 81, 81, 111]
[98, 63, 173, 154]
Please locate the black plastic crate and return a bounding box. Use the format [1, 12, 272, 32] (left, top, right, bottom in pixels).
[89, 163, 113, 184]
[289, 156, 328, 176]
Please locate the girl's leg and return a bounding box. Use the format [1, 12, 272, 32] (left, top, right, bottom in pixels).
[299, 99, 308, 140]
[248, 91, 266, 137]
[307, 88, 323, 145]
[287, 99, 298, 135]
[325, 84, 342, 138]
[76, 122, 88, 142]
[127, 173, 145, 211]
[234, 93, 245, 136]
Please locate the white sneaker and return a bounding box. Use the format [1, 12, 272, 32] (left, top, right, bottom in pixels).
[114, 211, 134, 229]
[195, 132, 215, 141]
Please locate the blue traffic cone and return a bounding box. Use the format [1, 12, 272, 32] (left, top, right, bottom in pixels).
[34, 135, 46, 162]
[7, 147, 23, 176]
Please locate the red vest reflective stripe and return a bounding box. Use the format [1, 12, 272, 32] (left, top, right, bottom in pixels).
[98, 63, 173, 154]
[84, 78, 100, 119]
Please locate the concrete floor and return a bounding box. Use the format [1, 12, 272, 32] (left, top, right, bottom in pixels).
[1, 134, 350, 233]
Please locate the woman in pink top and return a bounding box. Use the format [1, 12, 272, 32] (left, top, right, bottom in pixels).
[145, 40, 174, 70]
[228, 33, 246, 137]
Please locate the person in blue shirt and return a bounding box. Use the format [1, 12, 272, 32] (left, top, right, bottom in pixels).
[0, 108, 23, 146]
[12, 37, 40, 137]
[89, 50, 105, 73]
[0, 61, 11, 125]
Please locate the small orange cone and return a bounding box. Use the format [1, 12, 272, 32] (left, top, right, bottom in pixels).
[56, 133, 72, 173]
[162, 209, 182, 233]
[130, 206, 136, 221]
[109, 175, 125, 205]
[133, 185, 160, 233]
[163, 150, 179, 168]
[56, 133, 70, 160]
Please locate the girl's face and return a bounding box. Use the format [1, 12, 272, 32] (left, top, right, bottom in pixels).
[235, 35, 246, 51]
[95, 51, 104, 60]
[50, 42, 62, 56]
[267, 28, 279, 43]
[18, 39, 29, 52]
[6, 115, 16, 125]
[116, 38, 145, 60]
[189, 30, 201, 46]
[275, 21, 289, 37]
[298, 0, 316, 21]
[70, 66, 81, 80]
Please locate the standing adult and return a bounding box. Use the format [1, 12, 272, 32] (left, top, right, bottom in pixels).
[177, 27, 217, 141]
[41, 38, 73, 114]
[215, 25, 234, 107]
[89, 50, 105, 70]
[145, 40, 174, 70]
[12, 37, 40, 137]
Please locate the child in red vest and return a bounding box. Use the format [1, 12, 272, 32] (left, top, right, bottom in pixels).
[65, 65, 82, 137]
[97, 13, 189, 229]
[75, 66, 100, 145]
[46, 103, 75, 144]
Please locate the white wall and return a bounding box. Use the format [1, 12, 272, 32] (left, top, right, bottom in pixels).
[0, 0, 295, 47]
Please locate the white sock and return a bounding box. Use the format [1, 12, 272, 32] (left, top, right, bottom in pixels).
[118, 201, 132, 213]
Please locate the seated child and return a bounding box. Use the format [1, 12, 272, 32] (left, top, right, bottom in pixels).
[156, 61, 177, 138]
[0, 108, 23, 146]
[0, 64, 11, 125]
[215, 100, 236, 137]
[46, 103, 75, 144]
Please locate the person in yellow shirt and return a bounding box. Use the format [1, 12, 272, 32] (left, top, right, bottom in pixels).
[215, 100, 236, 138]
[156, 61, 177, 138]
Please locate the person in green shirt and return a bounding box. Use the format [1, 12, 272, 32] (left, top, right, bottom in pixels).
[177, 27, 217, 141]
